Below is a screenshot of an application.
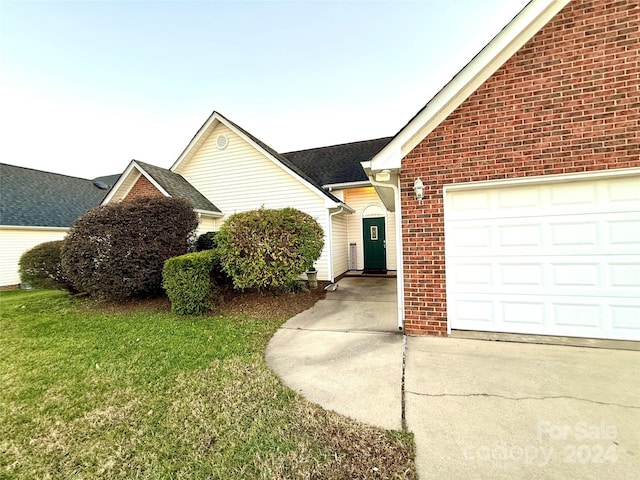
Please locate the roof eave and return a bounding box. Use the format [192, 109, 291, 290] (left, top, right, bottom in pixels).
[194, 208, 224, 217]
[322, 180, 371, 190]
[369, 0, 570, 171]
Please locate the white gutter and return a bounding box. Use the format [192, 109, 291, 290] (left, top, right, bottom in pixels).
[367, 174, 404, 331]
[323, 180, 371, 190]
[194, 208, 224, 217]
[327, 206, 345, 282]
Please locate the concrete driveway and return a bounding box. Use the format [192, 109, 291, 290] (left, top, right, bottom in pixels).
[266, 277, 640, 479]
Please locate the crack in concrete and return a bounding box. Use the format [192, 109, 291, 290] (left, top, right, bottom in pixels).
[404, 390, 640, 409]
[281, 326, 400, 336]
[401, 334, 407, 427]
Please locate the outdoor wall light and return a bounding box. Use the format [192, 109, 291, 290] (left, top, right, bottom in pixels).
[375, 169, 391, 182]
[413, 178, 424, 201]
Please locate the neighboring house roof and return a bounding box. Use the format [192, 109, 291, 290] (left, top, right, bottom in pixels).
[0, 163, 117, 228]
[135, 161, 222, 213]
[284, 137, 393, 186]
[368, 0, 570, 172]
[171, 111, 352, 210]
[93, 173, 121, 187]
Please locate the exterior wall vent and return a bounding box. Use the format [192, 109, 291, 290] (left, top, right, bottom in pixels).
[216, 134, 228, 150]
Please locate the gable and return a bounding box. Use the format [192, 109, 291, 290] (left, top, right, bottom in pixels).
[405, 0, 639, 176]
[172, 112, 345, 208]
[102, 161, 221, 214]
[369, 0, 571, 172]
[173, 122, 332, 216]
[126, 175, 164, 200]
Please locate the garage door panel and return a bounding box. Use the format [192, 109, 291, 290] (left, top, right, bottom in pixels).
[609, 263, 640, 288]
[608, 219, 640, 245]
[549, 222, 597, 246]
[446, 177, 640, 221]
[551, 263, 599, 287]
[500, 263, 543, 286]
[449, 213, 638, 256]
[453, 299, 494, 324]
[497, 186, 541, 209]
[553, 303, 601, 328]
[449, 256, 638, 296]
[501, 302, 545, 326]
[549, 181, 598, 207]
[452, 263, 492, 285]
[445, 174, 640, 341]
[607, 176, 640, 204]
[610, 305, 640, 331]
[498, 224, 542, 247]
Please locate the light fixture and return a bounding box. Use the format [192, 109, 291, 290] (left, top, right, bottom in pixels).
[413, 178, 424, 201]
[375, 169, 391, 182]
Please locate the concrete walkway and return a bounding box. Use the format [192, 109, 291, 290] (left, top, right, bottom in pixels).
[266, 277, 640, 479]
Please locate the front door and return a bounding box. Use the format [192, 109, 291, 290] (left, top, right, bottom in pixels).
[363, 217, 386, 272]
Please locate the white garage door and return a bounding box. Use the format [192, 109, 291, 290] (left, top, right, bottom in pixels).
[445, 173, 640, 341]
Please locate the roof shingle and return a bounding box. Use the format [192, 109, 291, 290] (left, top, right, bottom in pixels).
[0, 163, 118, 228]
[134, 161, 221, 213]
[283, 137, 393, 186]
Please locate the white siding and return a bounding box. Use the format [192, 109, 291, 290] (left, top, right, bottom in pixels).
[196, 215, 218, 236]
[0, 228, 68, 287]
[174, 123, 332, 280]
[343, 187, 397, 271]
[331, 213, 349, 279]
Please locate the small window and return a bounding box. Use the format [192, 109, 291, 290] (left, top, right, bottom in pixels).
[370, 226, 378, 241]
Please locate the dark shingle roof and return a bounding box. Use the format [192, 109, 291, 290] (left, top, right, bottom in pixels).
[282, 137, 393, 186]
[134, 161, 221, 213]
[93, 173, 121, 186]
[0, 163, 117, 227]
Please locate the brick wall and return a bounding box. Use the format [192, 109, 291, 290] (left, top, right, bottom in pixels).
[401, 0, 640, 335]
[125, 175, 164, 201]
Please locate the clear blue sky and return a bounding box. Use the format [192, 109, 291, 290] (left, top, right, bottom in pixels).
[0, 0, 529, 179]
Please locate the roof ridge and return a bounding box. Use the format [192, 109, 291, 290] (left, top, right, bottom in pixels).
[282, 136, 394, 156]
[0, 162, 96, 182]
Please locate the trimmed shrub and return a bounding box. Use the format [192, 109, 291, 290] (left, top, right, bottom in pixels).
[18, 240, 69, 290]
[216, 207, 324, 291]
[196, 231, 218, 251]
[61, 197, 199, 299]
[163, 250, 220, 315]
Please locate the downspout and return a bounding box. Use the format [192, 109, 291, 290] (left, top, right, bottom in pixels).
[368, 176, 405, 331]
[327, 206, 344, 283]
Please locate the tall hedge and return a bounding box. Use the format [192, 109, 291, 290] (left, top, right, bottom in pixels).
[216, 207, 324, 291]
[18, 240, 69, 290]
[61, 197, 199, 299]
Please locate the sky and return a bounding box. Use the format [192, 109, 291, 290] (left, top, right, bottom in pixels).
[0, 0, 530, 179]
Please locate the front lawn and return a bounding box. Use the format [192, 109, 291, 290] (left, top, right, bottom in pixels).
[0, 290, 415, 479]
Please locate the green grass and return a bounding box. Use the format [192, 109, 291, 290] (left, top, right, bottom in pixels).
[0, 290, 415, 479]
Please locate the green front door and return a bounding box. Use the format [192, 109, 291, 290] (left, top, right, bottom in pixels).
[363, 217, 386, 272]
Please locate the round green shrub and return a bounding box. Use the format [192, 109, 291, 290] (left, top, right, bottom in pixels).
[18, 240, 69, 290]
[216, 207, 324, 291]
[61, 196, 199, 300]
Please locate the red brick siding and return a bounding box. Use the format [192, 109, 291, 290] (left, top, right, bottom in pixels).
[401, 0, 640, 335]
[125, 175, 164, 201]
